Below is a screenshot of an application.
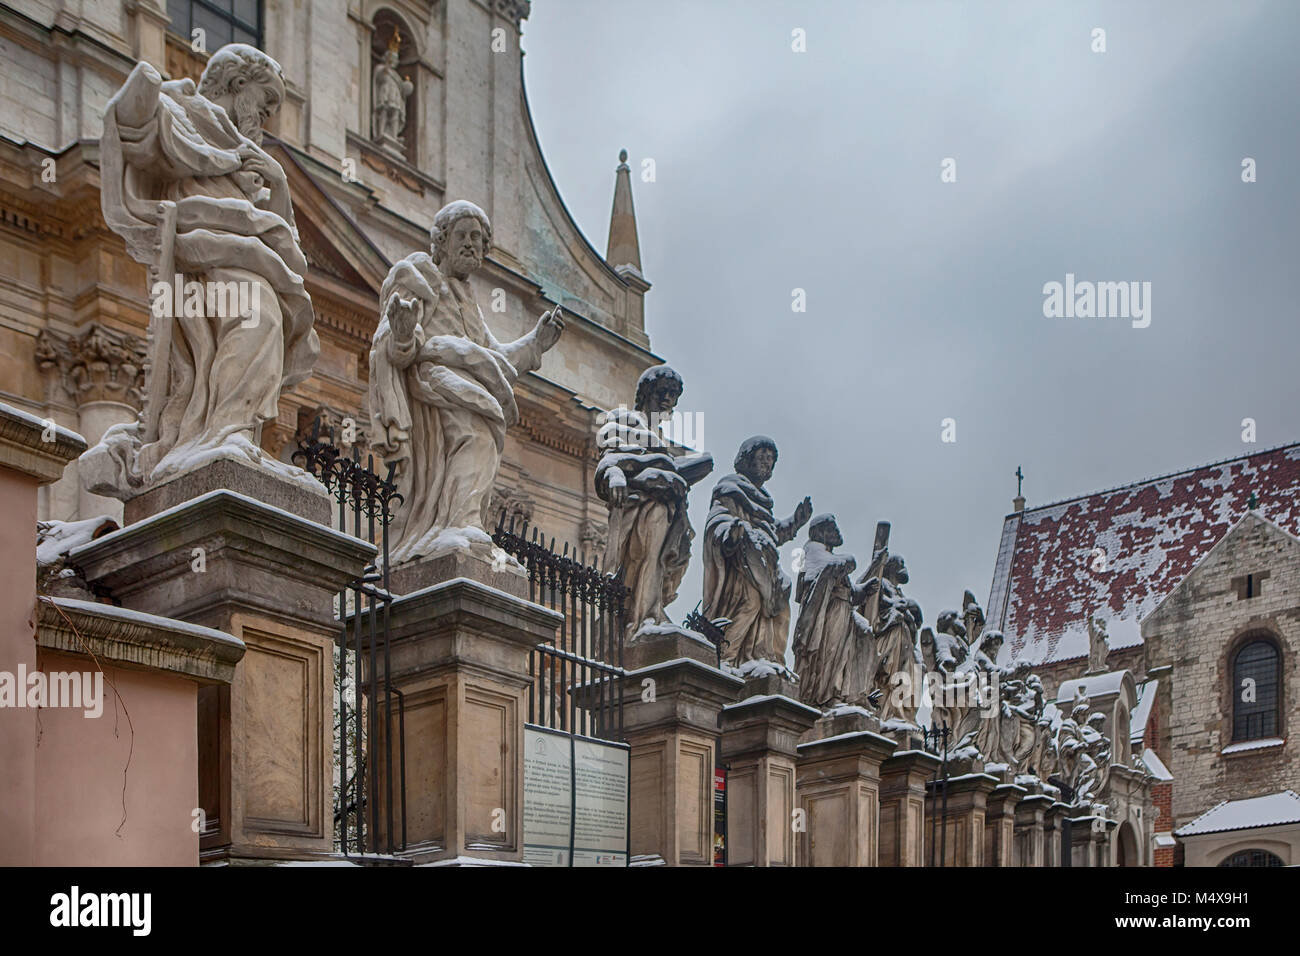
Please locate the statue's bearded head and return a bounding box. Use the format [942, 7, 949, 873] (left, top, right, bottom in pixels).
[431, 200, 492, 278]
[634, 364, 683, 415]
[198, 43, 286, 146]
[807, 513, 842, 549]
[884, 553, 909, 585]
[734, 435, 777, 486]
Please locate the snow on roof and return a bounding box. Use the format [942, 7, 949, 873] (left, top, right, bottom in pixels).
[1175, 790, 1300, 837]
[1141, 747, 1172, 782]
[1130, 678, 1157, 743]
[1056, 669, 1130, 705]
[989, 443, 1300, 665]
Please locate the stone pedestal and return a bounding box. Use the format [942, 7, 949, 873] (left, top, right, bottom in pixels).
[795, 711, 897, 867]
[984, 780, 1027, 867]
[878, 749, 940, 867]
[1012, 791, 1053, 867]
[620, 627, 743, 866]
[1069, 813, 1115, 867]
[357, 575, 561, 864]
[719, 677, 819, 867]
[72, 476, 374, 862]
[1044, 802, 1071, 866]
[925, 772, 998, 866]
[386, 547, 528, 599]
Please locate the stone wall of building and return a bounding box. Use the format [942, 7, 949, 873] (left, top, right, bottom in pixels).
[1141, 513, 1300, 830]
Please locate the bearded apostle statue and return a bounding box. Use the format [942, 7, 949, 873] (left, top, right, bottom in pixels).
[81, 44, 318, 497]
[791, 514, 875, 709]
[595, 364, 713, 640]
[368, 200, 564, 564]
[702, 436, 812, 667]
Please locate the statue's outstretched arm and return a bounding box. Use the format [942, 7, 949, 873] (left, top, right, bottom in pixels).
[115, 61, 163, 130]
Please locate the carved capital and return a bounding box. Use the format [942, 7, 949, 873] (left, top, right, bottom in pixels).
[294, 404, 371, 461]
[490, 477, 535, 530]
[494, 0, 532, 29]
[580, 518, 607, 560]
[35, 324, 147, 408]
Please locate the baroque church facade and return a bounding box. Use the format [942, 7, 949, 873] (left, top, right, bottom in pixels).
[0, 0, 657, 556]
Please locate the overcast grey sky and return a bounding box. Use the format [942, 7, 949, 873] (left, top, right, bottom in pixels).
[523, 0, 1300, 649]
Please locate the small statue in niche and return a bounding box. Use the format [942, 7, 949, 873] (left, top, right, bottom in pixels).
[372, 28, 413, 149]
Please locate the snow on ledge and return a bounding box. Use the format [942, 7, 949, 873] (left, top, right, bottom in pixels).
[1221, 737, 1285, 755]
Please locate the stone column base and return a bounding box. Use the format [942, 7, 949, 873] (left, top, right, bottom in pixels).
[795, 711, 897, 867]
[358, 576, 562, 864]
[879, 749, 940, 867]
[620, 628, 743, 866]
[925, 772, 998, 866]
[720, 676, 819, 867]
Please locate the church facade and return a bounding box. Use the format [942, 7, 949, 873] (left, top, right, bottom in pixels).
[0, 0, 657, 554]
[988, 443, 1300, 866]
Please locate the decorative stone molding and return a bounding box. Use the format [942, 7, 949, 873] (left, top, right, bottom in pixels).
[0, 401, 87, 484]
[294, 404, 370, 460]
[490, 478, 536, 529]
[35, 324, 147, 409]
[37, 595, 245, 685]
[579, 517, 607, 558]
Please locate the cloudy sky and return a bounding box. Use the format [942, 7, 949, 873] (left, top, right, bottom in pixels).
[523, 0, 1300, 653]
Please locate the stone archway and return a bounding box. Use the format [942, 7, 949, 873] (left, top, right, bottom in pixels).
[1117, 820, 1140, 866]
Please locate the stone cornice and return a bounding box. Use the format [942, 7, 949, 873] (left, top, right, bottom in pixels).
[38, 595, 245, 685]
[0, 400, 86, 483]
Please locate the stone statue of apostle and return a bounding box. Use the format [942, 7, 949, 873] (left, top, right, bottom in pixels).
[702, 436, 812, 666]
[595, 364, 712, 639]
[368, 199, 564, 564]
[791, 514, 876, 710]
[82, 44, 318, 496]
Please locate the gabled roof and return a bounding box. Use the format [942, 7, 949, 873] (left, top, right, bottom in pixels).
[989, 443, 1300, 666]
[1175, 790, 1300, 837]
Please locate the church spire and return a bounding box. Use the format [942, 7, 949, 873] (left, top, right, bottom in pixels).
[605, 149, 642, 274]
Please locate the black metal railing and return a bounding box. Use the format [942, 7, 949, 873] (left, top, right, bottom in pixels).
[491, 513, 628, 742]
[924, 722, 952, 867]
[294, 419, 407, 857]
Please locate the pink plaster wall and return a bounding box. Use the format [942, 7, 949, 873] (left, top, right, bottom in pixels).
[0, 470, 38, 865]
[34, 648, 199, 866]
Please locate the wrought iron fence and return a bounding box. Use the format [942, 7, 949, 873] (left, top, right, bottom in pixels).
[294, 419, 407, 857]
[491, 513, 628, 742]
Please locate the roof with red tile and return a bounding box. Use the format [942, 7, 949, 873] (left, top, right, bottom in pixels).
[988, 442, 1300, 666]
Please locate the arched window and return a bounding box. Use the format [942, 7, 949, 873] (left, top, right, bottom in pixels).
[1218, 849, 1284, 867]
[1232, 637, 1280, 741]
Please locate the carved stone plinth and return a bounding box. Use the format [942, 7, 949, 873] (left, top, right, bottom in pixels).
[122, 455, 330, 525]
[386, 547, 528, 599]
[71, 485, 374, 862]
[719, 680, 819, 867]
[879, 749, 940, 867]
[925, 772, 998, 866]
[1069, 814, 1114, 867]
[356, 576, 561, 864]
[795, 713, 897, 867]
[1012, 792, 1052, 867]
[984, 781, 1027, 867]
[619, 627, 743, 866]
[1043, 801, 1071, 866]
